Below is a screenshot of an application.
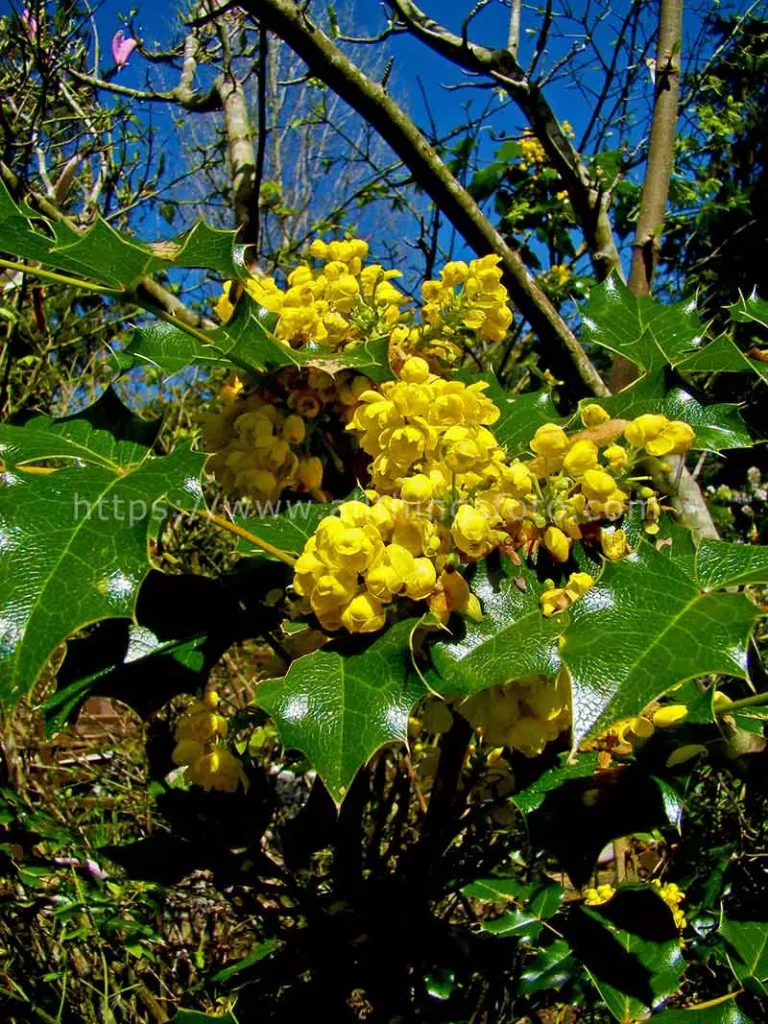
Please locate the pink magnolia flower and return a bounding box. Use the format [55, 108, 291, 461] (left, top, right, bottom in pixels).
[21, 7, 38, 41]
[112, 30, 137, 71]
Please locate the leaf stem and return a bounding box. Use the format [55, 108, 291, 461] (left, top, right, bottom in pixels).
[203, 509, 296, 566]
[149, 306, 217, 348]
[0, 257, 123, 296]
[717, 691, 768, 716]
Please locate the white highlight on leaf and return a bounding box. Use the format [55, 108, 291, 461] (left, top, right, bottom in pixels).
[282, 692, 309, 722]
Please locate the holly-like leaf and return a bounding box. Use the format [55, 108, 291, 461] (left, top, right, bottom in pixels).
[43, 630, 206, 736]
[581, 276, 703, 372]
[463, 876, 564, 941]
[582, 372, 752, 451]
[427, 556, 563, 697]
[0, 446, 206, 703]
[676, 333, 768, 385]
[120, 295, 393, 382]
[520, 938, 576, 995]
[697, 539, 768, 590]
[569, 890, 685, 1023]
[256, 619, 424, 804]
[512, 752, 601, 813]
[0, 179, 246, 288]
[561, 535, 767, 742]
[493, 389, 563, 457]
[0, 388, 160, 471]
[728, 291, 768, 333]
[209, 940, 280, 984]
[112, 322, 233, 378]
[720, 918, 768, 987]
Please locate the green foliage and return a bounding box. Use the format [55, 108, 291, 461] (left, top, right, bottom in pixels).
[0, 392, 206, 703]
[257, 619, 423, 803]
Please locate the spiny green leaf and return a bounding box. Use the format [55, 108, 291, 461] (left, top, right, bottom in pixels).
[463, 876, 564, 940]
[697, 539, 768, 589]
[582, 276, 703, 372]
[571, 891, 685, 1023]
[520, 938, 576, 995]
[0, 388, 160, 471]
[256, 619, 424, 804]
[512, 752, 601, 814]
[43, 631, 206, 737]
[561, 535, 765, 741]
[120, 295, 393, 382]
[209, 939, 280, 983]
[171, 1011, 238, 1024]
[0, 179, 246, 288]
[729, 290, 768, 333]
[0, 446, 205, 703]
[113, 322, 233, 377]
[676, 333, 768, 384]
[720, 918, 768, 986]
[427, 556, 563, 697]
[583, 372, 752, 451]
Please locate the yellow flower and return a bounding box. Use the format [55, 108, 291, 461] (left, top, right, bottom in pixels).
[297, 456, 323, 491]
[452, 504, 496, 559]
[563, 439, 599, 477]
[282, 414, 306, 445]
[624, 414, 669, 448]
[565, 571, 594, 598]
[645, 421, 696, 457]
[581, 404, 610, 428]
[584, 884, 616, 906]
[340, 593, 387, 633]
[404, 557, 438, 600]
[544, 525, 570, 562]
[603, 444, 628, 472]
[581, 468, 619, 500]
[530, 423, 568, 459]
[601, 528, 628, 561]
[186, 747, 248, 793]
[399, 356, 431, 384]
[401, 473, 433, 505]
[652, 705, 688, 728]
[540, 586, 568, 617]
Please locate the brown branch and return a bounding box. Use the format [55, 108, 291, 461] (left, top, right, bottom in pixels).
[627, 0, 683, 298]
[386, 0, 624, 282]
[612, 0, 682, 394]
[247, 0, 608, 396]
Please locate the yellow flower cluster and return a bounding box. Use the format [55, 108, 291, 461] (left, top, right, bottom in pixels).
[582, 879, 687, 928]
[391, 255, 513, 357]
[546, 264, 572, 290]
[172, 691, 248, 793]
[584, 883, 616, 906]
[215, 239, 410, 351]
[458, 673, 571, 757]
[292, 497, 442, 632]
[202, 367, 370, 504]
[519, 130, 547, 171]
[215, 240, 514, 368]
[291, 357, 696, 634]
[652, 879, 687, 929]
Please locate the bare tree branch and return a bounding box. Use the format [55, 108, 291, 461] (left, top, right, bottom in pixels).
[385, 0, 624, 282]
[247, 0, 608, 396]
[627, 0, 683, 298]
